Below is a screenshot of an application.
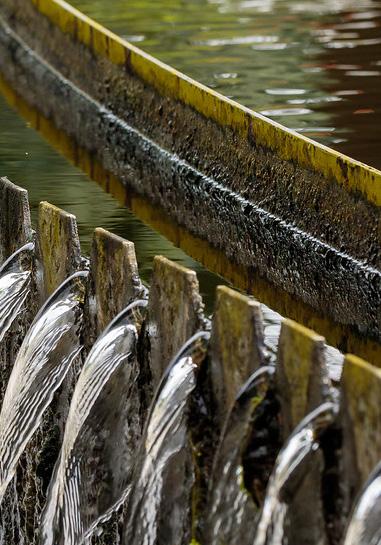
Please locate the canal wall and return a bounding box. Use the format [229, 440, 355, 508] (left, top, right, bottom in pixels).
[0, 175, 380, 544]
[0, 0, 381, 366]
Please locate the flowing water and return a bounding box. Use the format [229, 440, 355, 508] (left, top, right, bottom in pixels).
[205, 365, 275, 545]
[0, 242, 34, 343]
[41, 300, 147, 545]
[122, 331, 209, 545]
[253, 402, 337, 545]
[0, 270, 87, 503]
[343, 461, 381, 545]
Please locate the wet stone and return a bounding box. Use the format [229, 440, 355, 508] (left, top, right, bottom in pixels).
[276, 319, 332, 545]
[210, 285, 265, 426]
[0, 176, 33, 263]
[89, 227, 144, 341]
[145, 255, 204, 391]
[340, 355, 381, 534]
[38, 201, 82, 296]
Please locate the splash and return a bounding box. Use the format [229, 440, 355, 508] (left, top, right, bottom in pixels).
[122, 330, 210, 545]
[343, 461, 381, 545]
[0, 242, 34, 342]
[41, 300, 147, 545]
[254, 402, 337, 545]
[205, 366, 275, 545]
[0, 270, 87, 503]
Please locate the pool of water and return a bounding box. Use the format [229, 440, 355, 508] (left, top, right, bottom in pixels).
[72, 0, 381, 169]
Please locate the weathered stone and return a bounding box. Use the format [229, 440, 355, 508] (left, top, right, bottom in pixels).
[340, 355, 381, 531]
[276, 319, 332, 545]
[38, 201, 82, 296]
[0, 176, 32, 263]
[210, 285, 265, 426]
[277, 319, 331, 435]
[90, 227, 144, 335]
[145, 255, 204, 390]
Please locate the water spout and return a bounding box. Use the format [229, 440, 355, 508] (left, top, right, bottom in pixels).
[0, 270, 87, 502]
[254, 402, 338, 545]
[343, 461, 381, 545]
[41, 300, 147, 545]
[122, 330, 210, 545]
[205, 365, 276, 545]
[0, 242, 34, 342]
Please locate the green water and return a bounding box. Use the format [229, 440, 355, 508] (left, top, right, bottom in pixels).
[0, 0, 380, 309]
[72, 0, 381, 168]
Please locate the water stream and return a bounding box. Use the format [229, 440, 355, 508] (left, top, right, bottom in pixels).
[41, 300, 147, 545]
[205, 365, 275, 545]
[343, 461, 381, 545]
[0, 242, 34, 343]
[253, 402, 338, 545]
[122, 331, 210, 545]
[0, 270, 87, 502]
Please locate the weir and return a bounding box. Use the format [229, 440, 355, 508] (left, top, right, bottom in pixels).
[0, 176, 380, 544]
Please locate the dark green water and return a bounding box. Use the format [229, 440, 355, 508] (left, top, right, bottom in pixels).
[0, 0, 380, 308]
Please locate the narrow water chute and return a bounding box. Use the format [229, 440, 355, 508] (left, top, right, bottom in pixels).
[122, 330, 210, 545]
[253, 401, 338, 545]
[0, 242, 34, 342]
[0, 270, 87, 502]
[41, 300, 148, 545]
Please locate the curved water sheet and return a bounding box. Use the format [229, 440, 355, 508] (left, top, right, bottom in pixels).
[205, 366, 275, 545]
[0, 242, 34, 343]
[0, 270, 87, 503]
[343, 461, 381, 545]
[123, 330, 210, 545]
[40, 300, 148, 545]
[254, 402, 338, 545]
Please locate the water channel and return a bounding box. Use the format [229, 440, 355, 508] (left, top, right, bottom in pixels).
[0, 0, 380, 309]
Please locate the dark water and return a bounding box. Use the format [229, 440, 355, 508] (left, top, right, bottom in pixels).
[0, 0, 380, 311]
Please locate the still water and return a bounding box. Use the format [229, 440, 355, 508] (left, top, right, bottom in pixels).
[72, 0, 381, 168]
[0, 0, 380, 309]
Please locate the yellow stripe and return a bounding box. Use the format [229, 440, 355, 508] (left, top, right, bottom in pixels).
[29, 0, 381, 206]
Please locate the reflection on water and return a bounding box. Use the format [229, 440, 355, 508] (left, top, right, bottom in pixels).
[71, 0, 381, 169]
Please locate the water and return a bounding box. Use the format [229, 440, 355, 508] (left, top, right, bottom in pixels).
[343, 461, 381, 545]
[0, 242, 34, 343]
[122, 331, 209, 545]
[205, 366, 275, 545]
[0, 271, 87, 503]
[254, 402, 337, 545]
[71, 0, 381, 170]
[41, 300, 147, 545]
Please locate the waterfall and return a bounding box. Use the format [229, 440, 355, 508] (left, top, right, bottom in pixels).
[0, 270, 87, 502]
[205, 365, 275, 545]
[253, 402, 337, 545]
[343, 461, 381, 545]
[122, 330, 210, 545]
[0, 242, 34, 342]
[40, 300, 148, 545]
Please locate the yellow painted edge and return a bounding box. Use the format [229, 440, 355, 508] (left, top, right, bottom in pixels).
[27, 0, 381, 206]
[282, 318, 325, 344]
[344, 354, 381, 380]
